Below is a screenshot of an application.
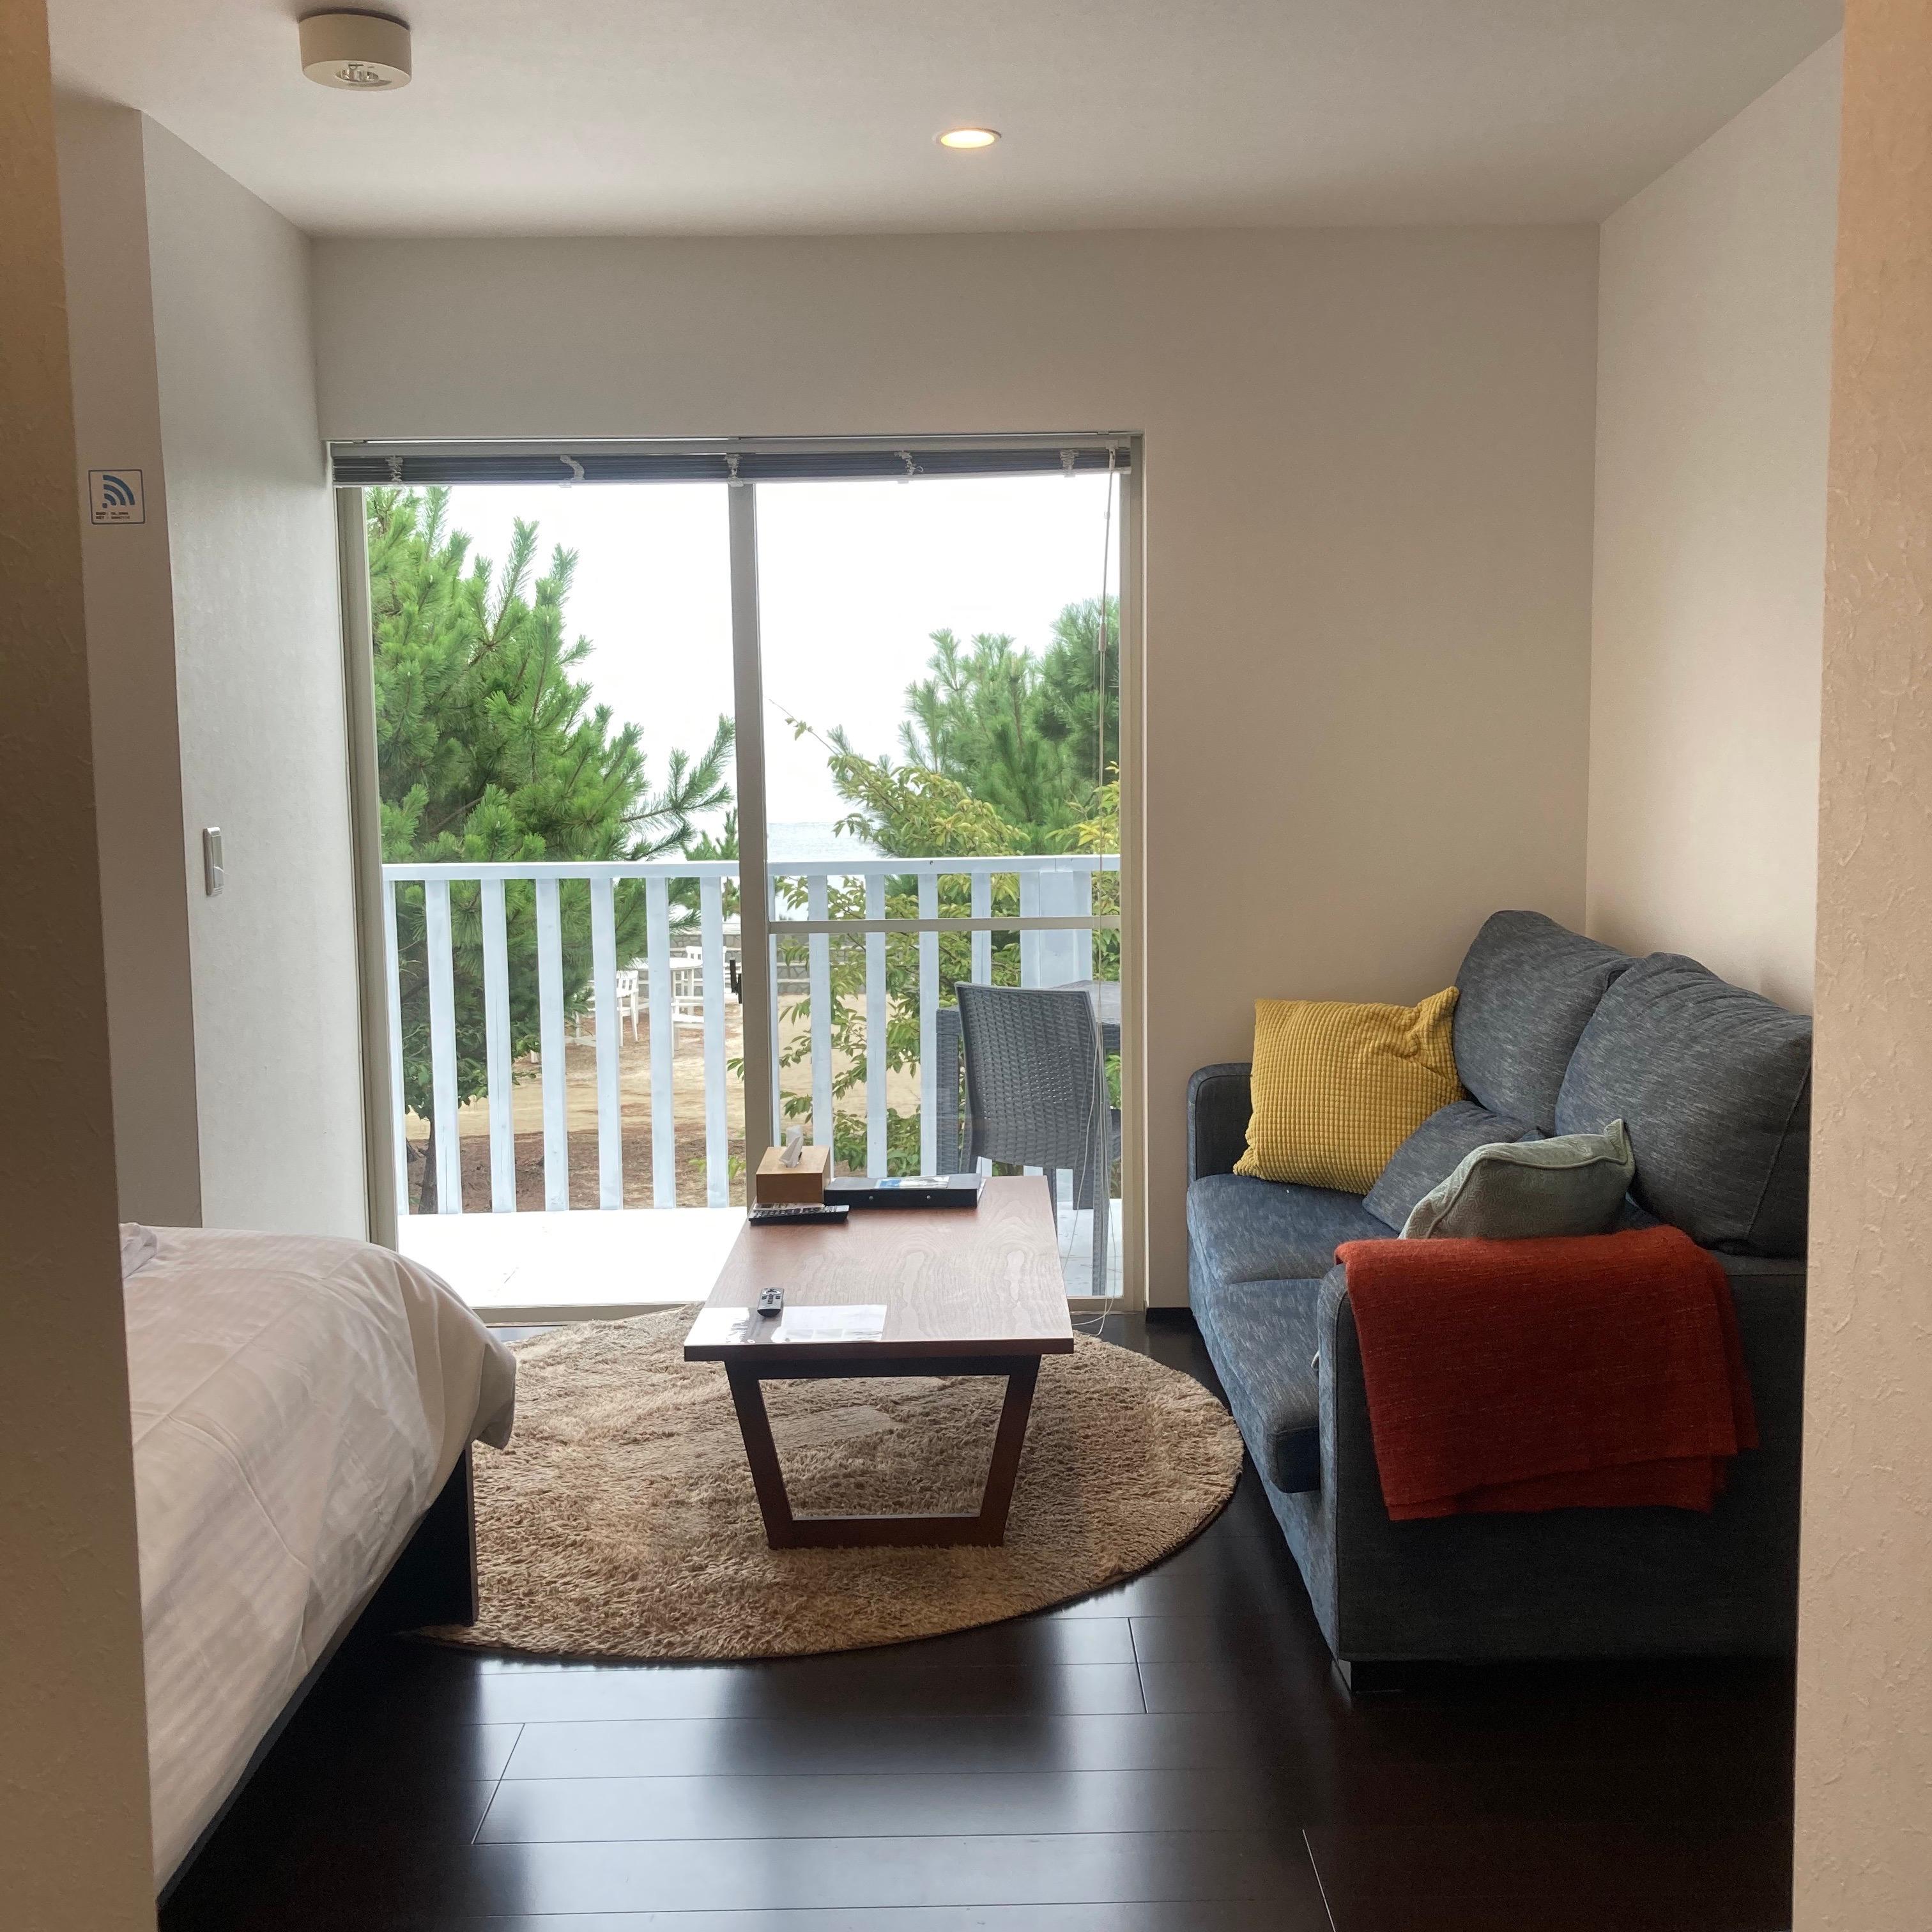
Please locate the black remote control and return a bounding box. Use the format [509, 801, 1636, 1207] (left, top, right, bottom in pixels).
[747, 1202, 851, 1226]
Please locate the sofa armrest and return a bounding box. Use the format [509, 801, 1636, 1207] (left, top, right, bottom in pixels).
[1316, 1262, 1357, 1392]
[1309, 1254, 1808, 1662]
[1188, 1063, 1253, 1183]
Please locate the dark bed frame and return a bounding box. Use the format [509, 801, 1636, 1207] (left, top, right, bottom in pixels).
[155, 1450, 478, 1905]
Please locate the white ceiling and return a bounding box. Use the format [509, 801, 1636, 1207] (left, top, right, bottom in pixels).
[49, 1, 1842, 237]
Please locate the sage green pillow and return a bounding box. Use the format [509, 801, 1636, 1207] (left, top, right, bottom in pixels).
[1400, 1119, 1636, 1241]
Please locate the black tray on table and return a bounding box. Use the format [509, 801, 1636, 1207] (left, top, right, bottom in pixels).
[824, 1175, 985, 1211]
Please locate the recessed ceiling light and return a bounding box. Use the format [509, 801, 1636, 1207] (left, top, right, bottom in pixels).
[937, 127, 1000, 151]
[299, 12, 413, 91]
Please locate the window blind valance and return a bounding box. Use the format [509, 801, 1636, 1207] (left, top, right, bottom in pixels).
[328, 438, 1133, 487]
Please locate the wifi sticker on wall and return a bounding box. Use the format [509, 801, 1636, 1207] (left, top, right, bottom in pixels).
[89, 469, 145, 525]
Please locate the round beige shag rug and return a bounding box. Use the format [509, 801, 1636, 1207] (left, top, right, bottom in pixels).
[428, 1307, 1243, 1661]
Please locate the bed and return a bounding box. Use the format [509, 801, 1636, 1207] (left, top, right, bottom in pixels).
[123, 1225, 516, 1886]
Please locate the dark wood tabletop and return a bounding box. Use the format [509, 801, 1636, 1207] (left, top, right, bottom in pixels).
[684, 1174, 1075, 1365]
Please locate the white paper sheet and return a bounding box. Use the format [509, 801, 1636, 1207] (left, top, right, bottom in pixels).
[773, 1303, 888, 1343]
[687, 1302, 890, 1349]
[128, 1227, 516, 1883]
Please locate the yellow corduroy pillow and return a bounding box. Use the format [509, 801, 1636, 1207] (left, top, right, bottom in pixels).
[1234, 988, 1464, 1195]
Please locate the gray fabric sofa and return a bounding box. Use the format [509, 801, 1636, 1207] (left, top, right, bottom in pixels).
[1186, 911, 1811, 1671]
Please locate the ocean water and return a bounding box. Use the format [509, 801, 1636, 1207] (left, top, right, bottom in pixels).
[765, 820, 885, 862]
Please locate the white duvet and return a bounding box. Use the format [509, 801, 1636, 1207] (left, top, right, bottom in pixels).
[125, 1227, 516, 1882]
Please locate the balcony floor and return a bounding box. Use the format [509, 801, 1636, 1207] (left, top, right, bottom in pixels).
[399, 1192, 1124, 1321]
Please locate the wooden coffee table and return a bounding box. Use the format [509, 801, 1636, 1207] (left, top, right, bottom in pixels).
[684, 1175, 1074, 1549]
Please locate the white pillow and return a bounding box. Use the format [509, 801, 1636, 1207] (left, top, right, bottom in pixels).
[119, 1223, 159, 1279]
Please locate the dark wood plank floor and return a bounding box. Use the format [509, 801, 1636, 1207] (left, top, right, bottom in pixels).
[159, 1314, 1794, 1932]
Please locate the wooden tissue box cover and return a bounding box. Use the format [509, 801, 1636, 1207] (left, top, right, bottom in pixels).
[755, 1143, 832, 1204]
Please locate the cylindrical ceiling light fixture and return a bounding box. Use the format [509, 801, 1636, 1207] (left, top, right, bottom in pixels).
[300, 12, 413, 90]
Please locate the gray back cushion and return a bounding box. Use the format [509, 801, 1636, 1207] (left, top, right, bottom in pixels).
[1453, 912, 1633, 1130]
[1554, 953, 1812, 1256]
[1363, 1099, 1538, 1231]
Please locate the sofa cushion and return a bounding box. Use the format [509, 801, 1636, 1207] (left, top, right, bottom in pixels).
[1234, 989, 1464, 1194]
[1192, 1276, 1324, 1492]
[1363, 1099, 1540, 1230]
[1402, 1120, 1636, 1241]
[1188, 1172, 1392, 1287]
[1453, 912, 1634, 1130]
[1554, 954, 1812, 1256]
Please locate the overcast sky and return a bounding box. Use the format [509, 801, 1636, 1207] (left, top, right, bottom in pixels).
[436, 473, 1119, 843]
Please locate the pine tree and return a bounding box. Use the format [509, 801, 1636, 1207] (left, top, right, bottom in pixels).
[770, 599, 1119, 1170]
[369, 487, 731, 1208]
[894, 597, 1119, 850]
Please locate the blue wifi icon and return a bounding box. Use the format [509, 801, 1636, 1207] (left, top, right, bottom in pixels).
[99, 473, 137, 507]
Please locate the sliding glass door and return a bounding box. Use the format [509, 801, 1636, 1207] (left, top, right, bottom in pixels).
[755, 473, 1123, 1294]
[336, 440, 1137, 1314]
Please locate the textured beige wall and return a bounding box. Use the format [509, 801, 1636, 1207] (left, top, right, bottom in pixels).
[141, 122, 366, 1237]
[312, 227, 1600, 1301]
[56, 100, 203, 1225]
[1795, 3, 1932, 1925]
[1588, 41, 1841, 1011]
[0, 5, 156, 1926]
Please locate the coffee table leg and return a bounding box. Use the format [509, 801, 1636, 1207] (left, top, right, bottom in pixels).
[724, 1363, 799, 1547]
[976, 1356, 1039, 1542]
[723, 1356, 1043, 1549]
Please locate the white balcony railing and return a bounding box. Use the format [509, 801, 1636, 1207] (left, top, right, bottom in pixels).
[381, 854, 1121, 1218]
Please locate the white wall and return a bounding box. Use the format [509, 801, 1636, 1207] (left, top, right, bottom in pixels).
[56, 102, 201, 1225]
[140, 121, 365, 1236]
[1587, 40, 1841, 1011]
[312, 227, 1600, 1300]
[57, 107, 365, 1239]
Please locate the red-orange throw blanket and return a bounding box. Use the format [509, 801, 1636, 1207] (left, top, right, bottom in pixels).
[1333, 1225, 1758, 1519]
